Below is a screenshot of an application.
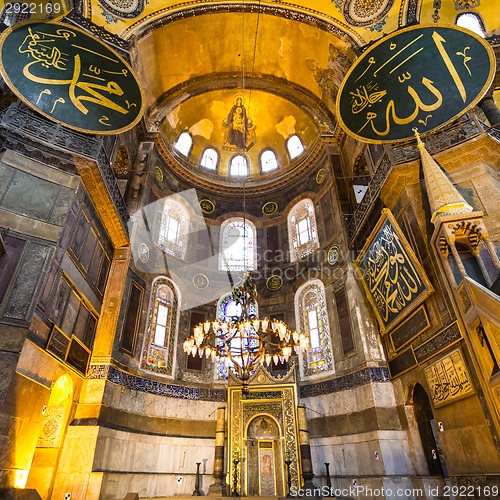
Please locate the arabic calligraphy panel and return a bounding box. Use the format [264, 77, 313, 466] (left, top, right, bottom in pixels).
[424, 349, 474, 407]
[354, 209, 433, 333]
[336, 24, 495, 143]
[0, 21, 144, 134]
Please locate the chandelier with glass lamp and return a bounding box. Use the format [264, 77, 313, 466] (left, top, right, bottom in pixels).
[183, 272, 309, 389]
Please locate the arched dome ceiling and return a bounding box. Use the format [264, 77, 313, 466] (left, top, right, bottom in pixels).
[159, 89, 320, 177]
[131, 10, 354, 178]
[84, 1, 500, 182]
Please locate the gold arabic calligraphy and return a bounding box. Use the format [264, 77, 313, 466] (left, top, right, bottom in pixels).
[425, 350, 473, 405]
[362, 222, 423, 323]
[18, 26, 137, 123]
[351, 30, 473, 137]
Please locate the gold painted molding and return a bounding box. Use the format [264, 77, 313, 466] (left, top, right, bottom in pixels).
[73, 157, 129, 248]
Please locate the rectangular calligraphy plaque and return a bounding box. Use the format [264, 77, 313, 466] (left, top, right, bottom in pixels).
[424, 349, 474, 407]
[414, 322, 462, 363]
[391, 305, 430, 351]
[354, 209, 433, 333]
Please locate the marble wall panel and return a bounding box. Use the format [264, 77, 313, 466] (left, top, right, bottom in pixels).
[93, 427, 215, 476]
[0, 162, 15, 201]
[310, 430, 415, 478]
[99, 471, 206, 499]
[1, 170, 61, 221]
[379, 435, 415, 475]
[1, 241, 54, 325]
[304, 381, 387, 419]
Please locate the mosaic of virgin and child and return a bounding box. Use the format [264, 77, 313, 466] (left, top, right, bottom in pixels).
[223, 95, 256, 151]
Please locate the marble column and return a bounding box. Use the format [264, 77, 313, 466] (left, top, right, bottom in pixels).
[208, 406, 226, 495]
[297, 403, 315, 492]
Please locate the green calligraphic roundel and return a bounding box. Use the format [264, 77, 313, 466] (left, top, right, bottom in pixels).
[266, 275, 283, 291]
[193, 274, 209, 290]
[0, 21, 145, 134]
[336, 24, 495, 143]
[262, 201, 278, 216]
[200, 199, 215, 214]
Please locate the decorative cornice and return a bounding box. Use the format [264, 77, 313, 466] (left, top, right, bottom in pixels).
[74, 157, 129, 248]
[124, 2, 363, 49]
[155, 134, 335, 196]
[88, 364, 390, 401]
[300, 366, 390, 398]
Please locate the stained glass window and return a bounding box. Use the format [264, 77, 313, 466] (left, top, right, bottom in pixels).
[296, 282, 333, 376]
[158, 200, 188, 260]
[214, 292, 258, 381]
[141, 278, 179, 376]
[287, 135, 305, 159]
[219, 218, 256, 271]
[288, 199, 319, 261]
[200, 148, 219, 170]
[174, 131, 192, 157]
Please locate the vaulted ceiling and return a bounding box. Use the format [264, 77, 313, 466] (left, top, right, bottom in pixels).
[83, 0, 500, 180]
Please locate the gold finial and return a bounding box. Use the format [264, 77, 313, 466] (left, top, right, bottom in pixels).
[413, 127, 424, 148]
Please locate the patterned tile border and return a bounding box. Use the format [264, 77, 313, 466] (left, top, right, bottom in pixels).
[87, 365, 390, 401]
[299, 367, 390, 398]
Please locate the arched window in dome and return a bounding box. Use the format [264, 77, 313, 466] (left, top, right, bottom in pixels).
[158, 199, 189, 260]
[287, 135, 305, 160]
[174, 131, 193, 157]
[200, 147, 219, 171]
[296, 281, 333, 377]
[260, 149, 279, 173]
[219, 218, 256, 271]
[141, 277, 179, 376]
[456, 12, 485, 37]
[288, 199, 319, 261]
[229, 155, 249, 176]
[214, 292, 258, 381]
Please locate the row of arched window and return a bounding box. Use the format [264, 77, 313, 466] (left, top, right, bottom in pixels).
[141, 276, 335, 379]
[158, 198, 319, 266]
[173, 132, 305, 175]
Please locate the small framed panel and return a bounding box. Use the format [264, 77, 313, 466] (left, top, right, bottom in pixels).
[390, 305, 430, 351]
[424, 348, 474, 407]
[120, 281, 144, 355]
[66, 336, 91, 375]
[46, 325, 71, 361]
[388, 347, 417, 378]
[414, 322, 462, 364]
[354, 209, 433, 333]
